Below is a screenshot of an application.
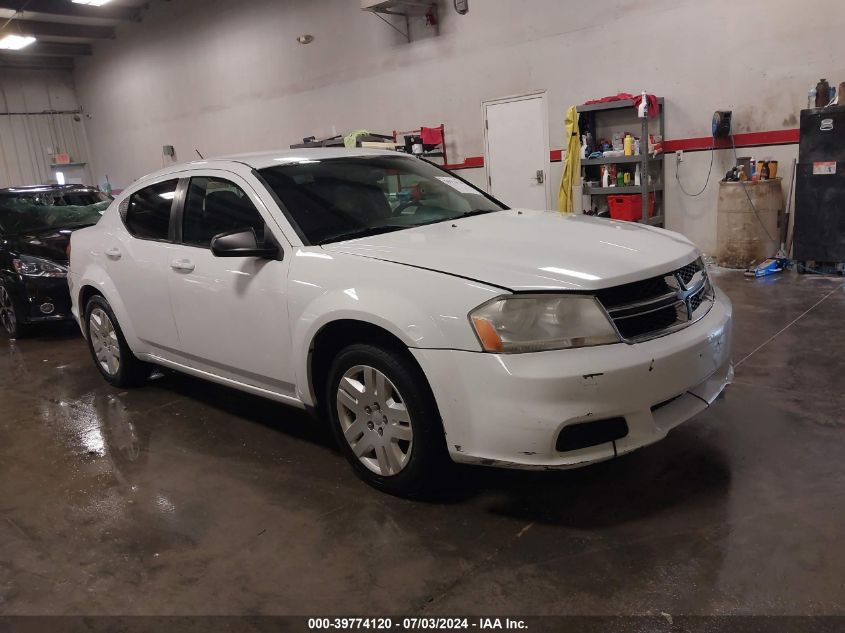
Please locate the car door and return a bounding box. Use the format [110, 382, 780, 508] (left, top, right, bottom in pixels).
[104, 177, 182, 354]
[166, 171, 296, 398]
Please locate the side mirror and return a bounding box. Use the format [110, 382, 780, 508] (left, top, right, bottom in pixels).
[210, 228, 280, 259]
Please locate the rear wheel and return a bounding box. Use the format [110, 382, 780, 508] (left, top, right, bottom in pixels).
[0, 283, 29, 339]
[326, 343, 449, 497]
[84, 295, 151, 387]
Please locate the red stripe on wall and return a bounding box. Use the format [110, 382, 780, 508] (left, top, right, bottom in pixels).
[663, 128, 799, 153]
[444, 128, 800, 170]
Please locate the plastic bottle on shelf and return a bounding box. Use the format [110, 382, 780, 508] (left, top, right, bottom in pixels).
[637, 91, 648, 118]
[634, 164, 641, 186]
[580, 135, 588, 160]
[624, 134, 633, 156]
[816, 79, 830, 108]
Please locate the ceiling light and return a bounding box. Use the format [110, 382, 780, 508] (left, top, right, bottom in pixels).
[0, 34, 36, 50]
[71, 0, 113, 5]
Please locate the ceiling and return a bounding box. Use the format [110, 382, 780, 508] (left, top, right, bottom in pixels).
[0, 0, 151, 70]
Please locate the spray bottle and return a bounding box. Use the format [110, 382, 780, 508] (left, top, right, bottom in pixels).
[637, 91, 648, 118]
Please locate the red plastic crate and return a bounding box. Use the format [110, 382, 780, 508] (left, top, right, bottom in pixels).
[608, 192, 656, 222]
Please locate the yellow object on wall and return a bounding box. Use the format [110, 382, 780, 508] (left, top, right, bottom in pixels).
[557, 105, 580, 213]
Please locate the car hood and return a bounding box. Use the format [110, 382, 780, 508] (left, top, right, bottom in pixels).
[322, 210, 700, 292]
[9, 227, 77, 265]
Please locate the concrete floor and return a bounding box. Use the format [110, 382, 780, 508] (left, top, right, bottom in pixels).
[1, 270, 843, 617]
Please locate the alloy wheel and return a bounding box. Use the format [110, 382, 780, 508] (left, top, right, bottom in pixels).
[336, 364, 414, 476]
[0, 286, 15, 335]
[89, 308, 121, 376]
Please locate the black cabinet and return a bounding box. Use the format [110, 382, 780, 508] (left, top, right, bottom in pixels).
[794, 107, 845, 263]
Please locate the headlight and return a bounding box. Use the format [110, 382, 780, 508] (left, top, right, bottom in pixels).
[469, 295, 620, 353]
[12, 255, 68, 278]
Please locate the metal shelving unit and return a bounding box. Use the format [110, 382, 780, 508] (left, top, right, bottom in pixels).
[577, 97, 665, 225]
[583, 184, 664, 195]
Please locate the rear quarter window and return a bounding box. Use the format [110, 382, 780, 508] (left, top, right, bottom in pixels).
[123, 180, 178, 241]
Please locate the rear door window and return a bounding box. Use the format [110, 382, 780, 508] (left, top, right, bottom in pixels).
[124, 180, 178, 241]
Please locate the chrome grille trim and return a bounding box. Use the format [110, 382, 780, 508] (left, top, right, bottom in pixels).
[596, 258, 715, 343]
[606, 292, 680, 317]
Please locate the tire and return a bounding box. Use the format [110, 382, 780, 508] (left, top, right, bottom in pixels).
[0, 282, 29, 339]
[326, 343, 449, 497]
[84, 295, 151, 387]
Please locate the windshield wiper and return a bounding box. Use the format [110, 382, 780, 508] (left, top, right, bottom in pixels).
[459, 209, 498, 217]
[317, 225, 408, 245]
[412, 209, 499, 229]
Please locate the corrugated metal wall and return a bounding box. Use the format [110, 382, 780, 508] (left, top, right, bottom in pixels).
[0, 113, 92, 188]
[0, 69, 92, 188]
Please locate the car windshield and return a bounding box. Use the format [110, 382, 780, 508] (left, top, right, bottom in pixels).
[0, 189, 111, 235]
[257, 155, 506, 245]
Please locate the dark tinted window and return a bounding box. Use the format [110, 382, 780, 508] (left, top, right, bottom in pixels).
[125, 180, 177, 241]
[182, 177, 266, 248]
[257, 155, 504, 245]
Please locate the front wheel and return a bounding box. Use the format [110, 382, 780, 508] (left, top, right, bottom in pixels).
[0, 283, 29, 339]
[84, 295, 151, 387]
[326, 343, 449, 497]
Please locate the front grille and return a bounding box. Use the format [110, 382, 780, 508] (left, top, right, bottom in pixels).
[597, 258, 714, 342]
[676, 261, 700, 285]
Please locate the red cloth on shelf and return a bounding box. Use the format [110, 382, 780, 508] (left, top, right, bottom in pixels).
[632, 93, 659, 118]
[420, 126, 443, 145]
[583, 92, 634, 105]
[583, 92, 659, 118]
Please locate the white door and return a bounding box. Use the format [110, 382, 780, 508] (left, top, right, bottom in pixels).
[105, 177, 182, 353]
[483, 93, 551, 210]
[166, 171, 296, 398]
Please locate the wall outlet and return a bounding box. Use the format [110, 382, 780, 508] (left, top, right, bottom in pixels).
[675, 150, 684, 163]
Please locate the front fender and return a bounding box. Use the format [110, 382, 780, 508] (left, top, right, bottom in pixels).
[288, 249, 503, 405]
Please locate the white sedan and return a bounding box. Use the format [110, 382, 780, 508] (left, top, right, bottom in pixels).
[69, 149, 732, 496]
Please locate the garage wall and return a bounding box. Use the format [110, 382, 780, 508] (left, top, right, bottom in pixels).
[0, 69, 92, 188]
[74, 0, 845, 252]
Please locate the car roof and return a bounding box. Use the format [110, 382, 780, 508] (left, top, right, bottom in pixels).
[217, 147, 401, 167]
[134, 148, 410, 185]
[0, 184, 100, 194]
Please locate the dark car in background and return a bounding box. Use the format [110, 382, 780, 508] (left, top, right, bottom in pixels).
[0, 184, 111, 338]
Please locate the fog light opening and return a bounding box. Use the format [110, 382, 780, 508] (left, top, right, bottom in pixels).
[40, 303, 55, 315]
[556, 417, 629, 452]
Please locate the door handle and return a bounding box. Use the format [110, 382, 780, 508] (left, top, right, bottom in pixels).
[105, 247, 122, 260]
[534, 170, 545, 184]
[170, 259, 195, 273]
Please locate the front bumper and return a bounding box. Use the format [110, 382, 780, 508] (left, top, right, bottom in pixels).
[412, 289, 733, 469]
[2, 274, 72, 324]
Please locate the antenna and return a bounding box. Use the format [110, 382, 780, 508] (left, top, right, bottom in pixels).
[195, 149, 204, 159]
